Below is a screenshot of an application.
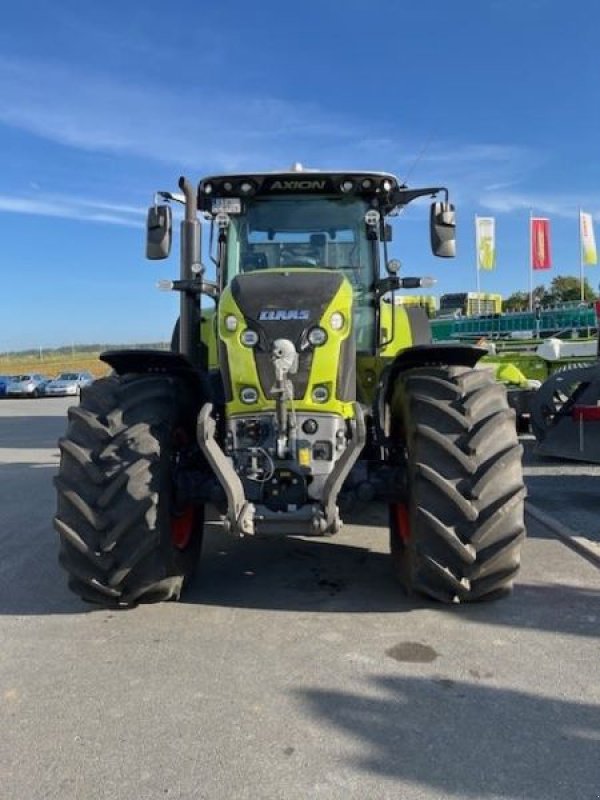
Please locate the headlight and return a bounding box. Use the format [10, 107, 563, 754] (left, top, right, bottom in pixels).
[240, 387, 259, 404]
[330, 312, 344, 331]
[224, 314, 238, 332]
[312, 385, 329, 403]
[240, 329, 259, 347]
[308, 327, 327, 346]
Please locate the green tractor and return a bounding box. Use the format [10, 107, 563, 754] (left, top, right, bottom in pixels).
[54, 165, 525, 606]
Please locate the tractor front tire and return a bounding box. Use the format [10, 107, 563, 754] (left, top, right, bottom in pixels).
[389, 365, 526, 603]
[54, 374, 206, 606]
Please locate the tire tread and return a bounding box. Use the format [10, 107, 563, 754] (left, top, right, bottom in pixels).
[55, 375, 205, 606]
[389, 366, 526, 603]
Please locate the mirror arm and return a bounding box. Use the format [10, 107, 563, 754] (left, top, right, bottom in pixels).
[166, 278, 220, 301]
[376, 276, 434, 298]
[376, 276, 400, 298]
[156, 190, 186, 205]
[390, 186, 449, 210]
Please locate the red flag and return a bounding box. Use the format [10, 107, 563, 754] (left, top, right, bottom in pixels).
[531, 217, 552, 269]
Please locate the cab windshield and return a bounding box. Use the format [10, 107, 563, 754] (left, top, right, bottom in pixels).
[224, 195, 377, 350]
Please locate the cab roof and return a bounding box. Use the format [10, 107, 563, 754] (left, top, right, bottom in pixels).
[197, 166, 404, 211]
[195, 165, 447, 214]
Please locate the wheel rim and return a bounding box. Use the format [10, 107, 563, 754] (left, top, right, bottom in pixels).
[391, 502, 411, 543]
[169, 424, 197, 550]
[171, 505, 196, 550]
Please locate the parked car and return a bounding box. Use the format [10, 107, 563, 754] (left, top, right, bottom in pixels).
[0, 375, 16, 397]
[6, 374, 49, 398]
[43, 371, 94, 397]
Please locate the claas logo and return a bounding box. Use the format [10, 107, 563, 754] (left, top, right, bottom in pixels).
[258, 310, 311, 321]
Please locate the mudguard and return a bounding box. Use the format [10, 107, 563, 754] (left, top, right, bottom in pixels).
[100, 349, 211, 398]
[374, 343, 487, 444]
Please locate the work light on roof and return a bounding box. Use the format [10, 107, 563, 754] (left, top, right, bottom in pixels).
[382, 179, 393, 192]
[340, 180, 354, 193]
[203, 182, 213, 195]
[365, 209, 380, 227]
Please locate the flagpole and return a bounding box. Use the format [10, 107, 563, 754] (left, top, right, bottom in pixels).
[579, 208, 584, 303]
[529, 209, 533, 311]
[475, 215, 481, 314]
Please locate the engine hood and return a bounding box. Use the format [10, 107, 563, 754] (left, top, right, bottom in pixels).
[218, 269, 356, 412]
[230, 269, 345, 346]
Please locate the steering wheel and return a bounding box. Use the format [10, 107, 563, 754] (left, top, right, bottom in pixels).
[281, 250, 317, 266]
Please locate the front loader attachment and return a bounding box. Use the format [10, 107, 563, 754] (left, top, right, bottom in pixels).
[532, 363, 600, 463]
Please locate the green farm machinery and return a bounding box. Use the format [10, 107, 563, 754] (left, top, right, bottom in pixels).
[54, 165, 526, 606]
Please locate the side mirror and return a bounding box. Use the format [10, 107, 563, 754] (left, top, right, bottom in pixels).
[430, 201, 456, 258]
[146, 205, 172, 260]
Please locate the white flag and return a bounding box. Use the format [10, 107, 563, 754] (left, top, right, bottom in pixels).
[580, 211, 597, 265]
[475, 216, 496, 270]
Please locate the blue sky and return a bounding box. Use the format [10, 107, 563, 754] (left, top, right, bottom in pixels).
[2, 0, 600, 349]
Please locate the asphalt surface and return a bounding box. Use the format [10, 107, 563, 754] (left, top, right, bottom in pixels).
[1, 398, 599, 800]
[522, 434, 600, 545]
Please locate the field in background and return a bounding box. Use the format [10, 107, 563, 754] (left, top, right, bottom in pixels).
[1, 343, 171, 380]
[0, 352, 111, 379]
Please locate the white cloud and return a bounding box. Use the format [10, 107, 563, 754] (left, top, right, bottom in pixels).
[482, 181, 519, 193]
[0, 53, 559, 232]
[425, 143, 528, 165]
[480, 191, 600, 219]
[0, 193, 144, 227]
[390, 142, 538, 209]
[0, 53, 539, 191]
[0, 55, 363, 172]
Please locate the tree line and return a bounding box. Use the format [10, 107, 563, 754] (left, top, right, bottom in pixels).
[503, 275, 598, 311]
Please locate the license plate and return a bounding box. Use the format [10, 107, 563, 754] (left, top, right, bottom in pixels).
[212, 198, 242, 214]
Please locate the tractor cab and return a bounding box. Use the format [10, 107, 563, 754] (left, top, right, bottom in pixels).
[191, 167, 456, 360]
[200, 169, 394, 280]
[200, 169, 394, 357]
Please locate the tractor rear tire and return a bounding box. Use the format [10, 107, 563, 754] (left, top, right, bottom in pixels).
[54, 374, 206, 606]
[388, 365, 526, 603]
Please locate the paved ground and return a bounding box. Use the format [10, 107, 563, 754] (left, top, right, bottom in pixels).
[1, 398, 599, 800]
[522, 434, 600, 545]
